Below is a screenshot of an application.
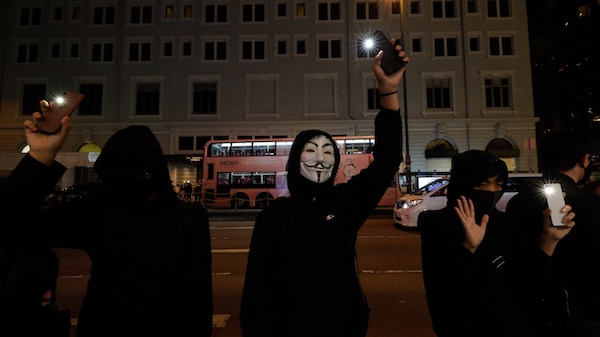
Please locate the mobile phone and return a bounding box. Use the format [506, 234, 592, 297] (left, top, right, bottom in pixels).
[35, 90, 85, 134]
[372, 29, 407, 74]
[544, 183, 566, 227]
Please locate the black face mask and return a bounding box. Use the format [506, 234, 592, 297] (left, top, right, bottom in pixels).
[578, 162, 595, 186]
[463, 189, 504, 222]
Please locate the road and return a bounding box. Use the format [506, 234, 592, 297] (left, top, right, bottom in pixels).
[54, 210, 436, 337]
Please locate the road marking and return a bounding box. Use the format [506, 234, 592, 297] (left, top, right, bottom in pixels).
[212, 248, 249, 253]
[362, 269, 423, 274]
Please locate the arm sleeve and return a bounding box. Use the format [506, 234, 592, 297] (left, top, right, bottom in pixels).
[341, 108, 403, 228]
[240, 209, 277, 337]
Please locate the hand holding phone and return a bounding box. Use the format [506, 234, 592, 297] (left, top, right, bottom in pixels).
[372, 29, 407, 74]
[544, 183, 566, 227]
[35, 90, 85, 134]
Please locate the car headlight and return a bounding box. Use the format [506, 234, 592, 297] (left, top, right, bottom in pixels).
[395, 199, 423, 209]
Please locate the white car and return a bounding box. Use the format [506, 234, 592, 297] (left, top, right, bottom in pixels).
[393, 173, 542, 229]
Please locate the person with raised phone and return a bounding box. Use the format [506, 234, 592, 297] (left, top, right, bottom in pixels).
[240, 34, 408, 337]
[1, 96, 213, 337]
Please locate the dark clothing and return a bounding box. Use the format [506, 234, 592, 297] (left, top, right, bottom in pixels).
[418, 207, 536, 337]
[506, 173, 600, 336]
[0, 155, 70, 337]
[240, 108, 403, 337]
[1, 126, 213, 337]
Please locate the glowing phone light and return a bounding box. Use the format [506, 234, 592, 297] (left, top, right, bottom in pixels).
[544, 185, 556, 195]
[55, 96, 65, 105]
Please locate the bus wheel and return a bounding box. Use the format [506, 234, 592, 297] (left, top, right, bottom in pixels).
[231, 193, 250, 209]
[256, 192, 274, 209]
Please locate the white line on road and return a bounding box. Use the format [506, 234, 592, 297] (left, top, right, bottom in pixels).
[212, 248, 250, 253]
[362, 269, 423, 274]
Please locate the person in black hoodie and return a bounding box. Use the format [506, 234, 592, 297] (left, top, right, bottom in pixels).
[419, 150, 575, 337]
[1, 106, 213, 337]
[0, 102, 72, 337]
[240, 39, 408, 337]
[506, 130, 600, 336]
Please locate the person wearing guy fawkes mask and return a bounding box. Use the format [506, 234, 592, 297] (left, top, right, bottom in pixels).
[506, 130, 600, 337]
[418, 150, 576, 337]
[240, 39, 408, 337]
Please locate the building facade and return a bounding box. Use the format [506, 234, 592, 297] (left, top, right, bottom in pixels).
[0, 0, 538, 189]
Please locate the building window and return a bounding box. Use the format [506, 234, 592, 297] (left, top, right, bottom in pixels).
[467, 0, 479, 13]
[487, 0, 511, 18]
[164, 5, 174, 19]
[67, 43, 80, 59]
[193, 82, 217, 115]
[318, 39, 342, 59]
[69, 5, 82, 21]
[183, 4, 193, 19]
[276, 3, 287, 17]
[21, 84, 46, 116]
[295, 38, 307, 55]
[296, 3, 307, 17]
[129, 42, 152, 62]
[242, 40, 265, 60]
[489, 35, 514, 56]
[91, 42, 114, 62]
[391, 1, 401, 15]
[204, 41, 227, 60]
[135, 83, 160, 115]
[19, 7, 41, 26]
[426, 78, 452, 109]
[92, 6, 116, 25]
[410, 1, 421, 15]
[468, 36, 481, 52]
[318, 2, 341, 21]
[485, 77, 512, 108]
[50, 42, 61, 59]
[411, 36, 423, 53]
[276, 37, 288, 56]
[130, 5, 152, 24]
[434, 37, 458, 57]
[163, 41, 174, 57]
[367, 87, 381, 110]
[17, 43, 39, 63]
[181, 40, 193, 57]
[205, 4, 227, 23]
[432, 0, 456, 18]
[51, 5, 64, 22]
[356, 2, 378, 20]
[78, 83, 103, 116]
[242, 4, 265, 22]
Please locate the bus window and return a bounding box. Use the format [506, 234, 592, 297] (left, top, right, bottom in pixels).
[209, 142, 233, 157]
[231, 142, 253, 156]
[253, 141, 276, 156]
[275, 141, 293, 156]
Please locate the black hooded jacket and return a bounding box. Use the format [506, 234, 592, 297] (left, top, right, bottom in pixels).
[240, 108, 403, 337]
[2, 126, 213, 337]
[418, 150, 536, 337]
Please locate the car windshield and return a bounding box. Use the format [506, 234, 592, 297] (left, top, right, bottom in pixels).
[414, 178, 450, 195]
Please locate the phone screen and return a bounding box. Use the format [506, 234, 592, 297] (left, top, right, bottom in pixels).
[544, 183, 566, 227]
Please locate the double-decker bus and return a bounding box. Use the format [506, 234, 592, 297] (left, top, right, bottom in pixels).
[201, 136, 401, 209]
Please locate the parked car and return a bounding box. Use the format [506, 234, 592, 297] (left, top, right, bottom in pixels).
[393, 173, 542, 229]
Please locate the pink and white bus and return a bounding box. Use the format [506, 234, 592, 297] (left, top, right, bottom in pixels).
[201, 136, 400, 209]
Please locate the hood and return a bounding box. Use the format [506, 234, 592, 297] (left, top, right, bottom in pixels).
[446, 150, 507, 207]
[286, 129, 341, 197]
[94, 125, 177, 201]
